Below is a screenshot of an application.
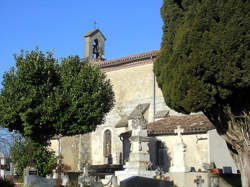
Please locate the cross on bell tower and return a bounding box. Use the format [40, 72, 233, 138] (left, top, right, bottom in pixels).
[83, 28, 106, 62]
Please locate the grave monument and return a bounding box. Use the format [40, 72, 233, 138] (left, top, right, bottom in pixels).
[115, 114, 155, 184]
[170, 125, 190, 172]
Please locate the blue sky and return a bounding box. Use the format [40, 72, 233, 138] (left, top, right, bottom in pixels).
[0, 0, 163, 87]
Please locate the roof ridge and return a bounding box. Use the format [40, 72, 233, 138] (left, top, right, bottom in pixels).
[99, 49, 159, 67]
[147, 114, 215, 135]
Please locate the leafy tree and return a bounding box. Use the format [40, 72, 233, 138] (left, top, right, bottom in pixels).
[154, 0, 250, 186]
[0, 48, 114, 145]
[10, 137, 57, 178]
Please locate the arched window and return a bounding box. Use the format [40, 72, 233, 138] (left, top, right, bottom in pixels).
[103, 130, 112, 157]
[92, 39, 99, 59]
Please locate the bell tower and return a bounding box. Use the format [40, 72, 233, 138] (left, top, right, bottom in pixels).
[84, 29, 106, 62]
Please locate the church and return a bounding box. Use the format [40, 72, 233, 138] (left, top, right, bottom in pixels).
[50, 29, 237, 175]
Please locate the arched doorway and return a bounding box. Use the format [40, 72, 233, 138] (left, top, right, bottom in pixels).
[103, 129, 112, 164]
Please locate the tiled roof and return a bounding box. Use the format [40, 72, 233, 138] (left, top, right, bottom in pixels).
[84, 29, 98, 37]
[147, 114, 215, 135]
[84, 29, 106, 40]
[154, 110, 170, 119]
[99, 50, 159, 69]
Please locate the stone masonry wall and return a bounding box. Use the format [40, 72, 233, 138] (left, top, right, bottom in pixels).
[90, 63, 181, 165]
[51, 62, 182, 169]
[91, 125, 126, 165]
[61, 135, 80, 171]
[155, 134, 209, 172]
[79, 133, 92, 167]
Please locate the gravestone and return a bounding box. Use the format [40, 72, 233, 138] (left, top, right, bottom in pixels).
[120, 176, 173, 187]
[115, 115, 155, 184]
[24, 167, 56, 187]
[52, 169, 58, 179]
[170, 126, 189, 172]
[79, 164, 95, 187]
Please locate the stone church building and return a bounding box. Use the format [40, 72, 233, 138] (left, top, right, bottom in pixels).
[50, 29, 237, 174]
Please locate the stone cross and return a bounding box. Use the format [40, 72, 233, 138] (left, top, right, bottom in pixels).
[170, 125, 189, 172]
[175, 125, 184, 142]
[175, 125, 184, 137]
[194, 176, 204, 187]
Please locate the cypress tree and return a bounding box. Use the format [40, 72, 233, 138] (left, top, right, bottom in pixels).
[154, 0, 250, 186]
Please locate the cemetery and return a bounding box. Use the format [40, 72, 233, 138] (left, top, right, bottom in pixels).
[49, 29, 241, 186]
[0, 28, 243, 187]
[1, 0, 249, 185]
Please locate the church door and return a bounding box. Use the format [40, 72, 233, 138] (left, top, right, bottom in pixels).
[122, 134, 131, 165]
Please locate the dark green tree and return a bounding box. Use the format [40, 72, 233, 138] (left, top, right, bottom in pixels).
[154, 0, 250, 186]
[10, 137, 57, 178]
[0, 48, 114, 145]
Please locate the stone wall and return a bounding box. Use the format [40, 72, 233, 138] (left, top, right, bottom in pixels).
[166, 172, 241, 187]
[104, 63, 179, 126]
[208, 129, 238, 173]
[49, 140, 59, 156]
[154, 134, 209, 172]
[50, 133, 92, 172]
[50, 62, 181, 169]
[90, 63, 180, 165]
[60, 136, 80, 171]
[91, 125, 126, 165]
[79, 133, 92, 167]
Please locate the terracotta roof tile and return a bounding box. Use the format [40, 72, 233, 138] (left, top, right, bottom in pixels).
[147, 114, 215, 135]
[99, 50, 159, 68]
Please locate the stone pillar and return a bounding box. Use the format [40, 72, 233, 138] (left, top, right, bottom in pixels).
[10, 162, 14, 176]
[115, 116, 155, 184]
[170, 126, 190, 172]
[124, 119, 150, 170]
[23, 167, 38, 184]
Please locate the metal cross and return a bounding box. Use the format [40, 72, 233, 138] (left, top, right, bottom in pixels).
[94, 21, 97, 29]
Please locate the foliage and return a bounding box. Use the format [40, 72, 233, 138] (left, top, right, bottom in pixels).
[10, 137, 57, 178]
[154, 0, 250, 185]
[154, 0, 250, 116]
[0, 47, 114, 145]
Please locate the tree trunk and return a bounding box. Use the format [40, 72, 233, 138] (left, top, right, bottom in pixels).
[237, 146, 250, 187]
[221, 124, 250, 187]
[203, 108, 250, 187]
